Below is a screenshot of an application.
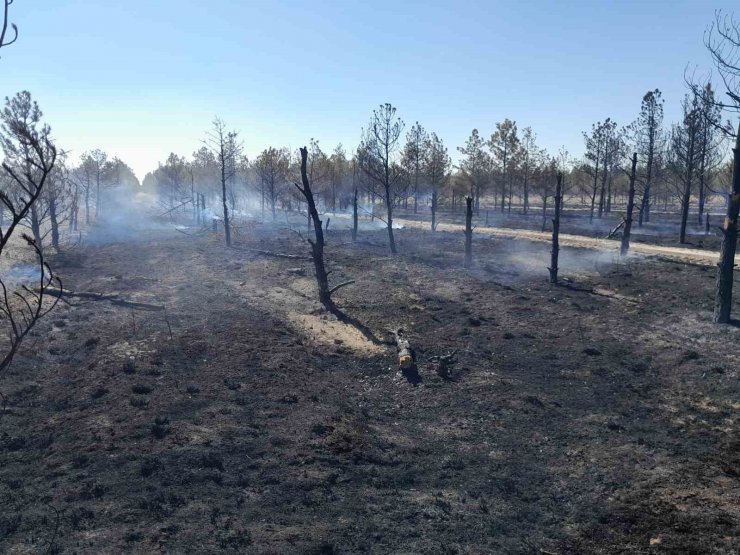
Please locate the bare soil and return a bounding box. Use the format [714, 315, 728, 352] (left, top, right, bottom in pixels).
[1, 216, 739, 554]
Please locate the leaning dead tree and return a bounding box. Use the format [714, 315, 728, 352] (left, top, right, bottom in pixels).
[0, 91, 62, 372]
[293, 145, 386, 347]
[294, 146, 344, 311]
[714, 124, 740, 323]
[463, 196, 473, 268]
[548, 173, 562, 283]
[620, 153, 638, 256]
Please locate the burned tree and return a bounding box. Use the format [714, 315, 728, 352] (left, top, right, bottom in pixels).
[583, 120, 609, 222]
[425, 132, 450, 232]
[463, 196, 473, 268]
[620, 153, 638, 256]
[631, 90, 665, 226]
[359, 103, 405, 254]
[80, 149, 108, 219]
[206, 118, 241, 246]
[714, 124, 740, 323]
[548, 173, 563, 283]
[0, 91, 62, 372]
[254, 146, 289, 221]
[293, 146, 379, 346]
[703, 11, 740, 114]
[671, 93, 702, 244]
[351, 156, 359, 242]
[401, 122, 428, 214]
[457, 129, 490, 214]
[701, 11, 740, 322]
[489, 119, 520, 213]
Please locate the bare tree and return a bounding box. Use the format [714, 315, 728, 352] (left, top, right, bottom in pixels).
[293, 146, 378, 343]
[703, 11, 740, 114]
[359, 103, 405, 254]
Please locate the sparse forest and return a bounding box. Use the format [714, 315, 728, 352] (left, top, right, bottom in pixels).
[1, 2, 740, 553]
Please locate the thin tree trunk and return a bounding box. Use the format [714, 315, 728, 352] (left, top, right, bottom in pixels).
[621, 153, 638, 256]
[352, 186, 358, 242]
[548, 173, 562, 283]
[49, 196, 60, 251]
[220, 150, 231, 247]
[713, 125, 740, 323]
[541, 196, 548, 232]
[431, 190, 437, 231]
[463, 196, 473, 268]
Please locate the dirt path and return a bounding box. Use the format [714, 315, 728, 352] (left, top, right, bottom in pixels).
[397, 218, 721, 266]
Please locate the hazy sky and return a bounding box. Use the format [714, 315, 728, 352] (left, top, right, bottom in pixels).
[2, 0, 737, 179]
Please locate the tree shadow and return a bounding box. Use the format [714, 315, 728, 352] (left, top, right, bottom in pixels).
[401, 364, 423, 386]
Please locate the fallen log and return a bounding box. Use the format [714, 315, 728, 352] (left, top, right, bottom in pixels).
[232, 247, 311, 260]
[43, 288, 165, 311]
[605, 219, 625, 239]
[392, 328, 415, 369]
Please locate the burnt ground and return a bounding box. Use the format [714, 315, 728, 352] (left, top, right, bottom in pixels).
[1, 216, 739, 554]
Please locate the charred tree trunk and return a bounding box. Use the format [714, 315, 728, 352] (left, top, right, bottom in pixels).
[431, 190, 438, 231]
[220, 159, 231, 247]
[384, 182, 397, 254]
[541, 196, 548, 232]
[679, 172, 693, 245]
[296, 147, 333, 311]
[49, 195, 60, 252]
[598, 165, 608, 218]
[548, 173, 562, 283]
[713, 125, 740, 324]
[621, 153, 638, 256]
[352, 185, 358, 242]
[463, 196, 473, 268]
[589, 157, 600, 222]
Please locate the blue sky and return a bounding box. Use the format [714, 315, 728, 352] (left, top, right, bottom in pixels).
[2, 0, 737, 179]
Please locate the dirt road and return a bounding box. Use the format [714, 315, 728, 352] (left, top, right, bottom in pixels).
[397, 218, 721, 266]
